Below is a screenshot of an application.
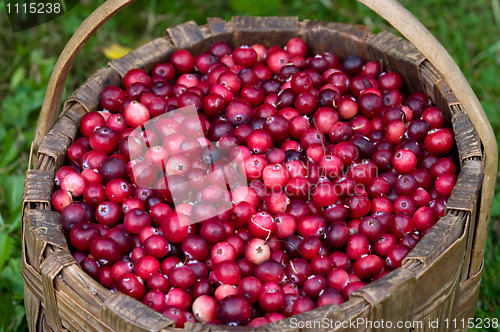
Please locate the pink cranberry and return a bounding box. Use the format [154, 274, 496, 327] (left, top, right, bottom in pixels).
[392, 149, 418, 174]
[192, 295, 218, 323]
[211, 241, 237, 264]
[61, 173, 86, 197]
[245, 238, 271, 265]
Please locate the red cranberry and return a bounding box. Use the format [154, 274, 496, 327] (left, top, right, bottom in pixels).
[391, 214, 415, 239]
[169, 50, 194, 74]
[386, 244, 411, 269]
[341, 55, 364, 76]
[211, 241, 237, 265]
[424, 128, 455, 156]
[318, 288, 344, 307]
[292, 295, 316, 315]
[297, 214, 326, 238]
[422, 106, 445, 128]
[394, 174, 418, 196]
[345, 233, 369, 261]
[133, 255, 159, 281]
[413, 208, 435, 234]
[162, 306, 187, 328]
[266, 50, 290, 74]
[354, 254, 384, 280]
[342, 281, 366, 300]
[123, 101, 150, 128]
[167, 264, 196, 289]
[160, 213, 189, 244]
[165, 288, 192, 311]
[324, 222, 349, 249]
[213, 261, 242, 286]
[302, 275, 327, 299]
[435, 174, 457, 196]
[249, 211, 275, 239]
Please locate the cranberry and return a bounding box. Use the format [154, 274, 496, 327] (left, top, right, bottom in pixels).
[216, 295, 252, 325]
[60, 203, 87, 230]
[392, 214, 415, 239]
[435, 174, 457, 196]
[394, 174, 419, 196]
[169, 50, 194, 74]
[123, 101, 150, 128]
[422, 106, 445, 128]
[285, 258, 311, 286]
[70, 223, 99, 251]
[386, 244, 411, 269]
[160, 213, 189, 244]
[244, 238, 271, 265]
[407, 119, 431, 141]
[385, 120, 406, 144]
[191, 295, 218, 323]
[425, 128, 454, 156]
[392, 149, 418, 174]
[266, 50, 290, 74]
[292, 295, 316, 315]
[90, 236, 120, 265]
[61, 173, 86, 198]
[345, 233, 369, 261]
[211, 241, 237, 264]
[162, 306, 187, 328]
[165, 288, 192, 311]
[247, 129, 273, 154]
[249, 212, 275, 239]
[413, 206, 437, 231]
[297, 214, 326, 238]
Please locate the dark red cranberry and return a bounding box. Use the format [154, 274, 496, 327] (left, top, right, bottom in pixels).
[217, 295, 252, 326]
[90, 236, 120, 265]
[60, 203, 87, 230]
[285, 258, 311, 286]
[80, 257, 101, 280]
[70, 223, 100, 251]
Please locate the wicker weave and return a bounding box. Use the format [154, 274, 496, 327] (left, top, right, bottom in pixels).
[22, 2, 495, 331]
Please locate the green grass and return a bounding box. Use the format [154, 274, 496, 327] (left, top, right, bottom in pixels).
[0, 0, 499, 331]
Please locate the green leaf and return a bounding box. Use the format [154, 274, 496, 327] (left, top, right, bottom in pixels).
[0, 234, 14, 273]
[0, 175, 24, 216]
[491, 190, 500, 218]
[0, 130, 23, 168]
[1, 259, 24, 302]
[230, 0, 280, 16]
[0, 258, 25, 331]
[6, 210, 22, 235]
[9, 68, 25, 91]
[0, 293, 15, 332]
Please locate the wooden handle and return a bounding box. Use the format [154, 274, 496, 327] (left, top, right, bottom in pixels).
[358, 0, 497, 275]
[32, 0, 137, 154]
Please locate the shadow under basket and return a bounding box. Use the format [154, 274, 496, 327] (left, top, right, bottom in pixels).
[21, 3, 493, 332]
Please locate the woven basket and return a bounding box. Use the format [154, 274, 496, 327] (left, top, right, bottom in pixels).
[21, 0, 497, 331]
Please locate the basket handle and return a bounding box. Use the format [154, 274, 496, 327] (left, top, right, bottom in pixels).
[32, 0, 137, 155]
[358, 0, 497, 274]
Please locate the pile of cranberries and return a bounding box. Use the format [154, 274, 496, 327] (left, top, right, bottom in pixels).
[51, 37, 458, 327]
